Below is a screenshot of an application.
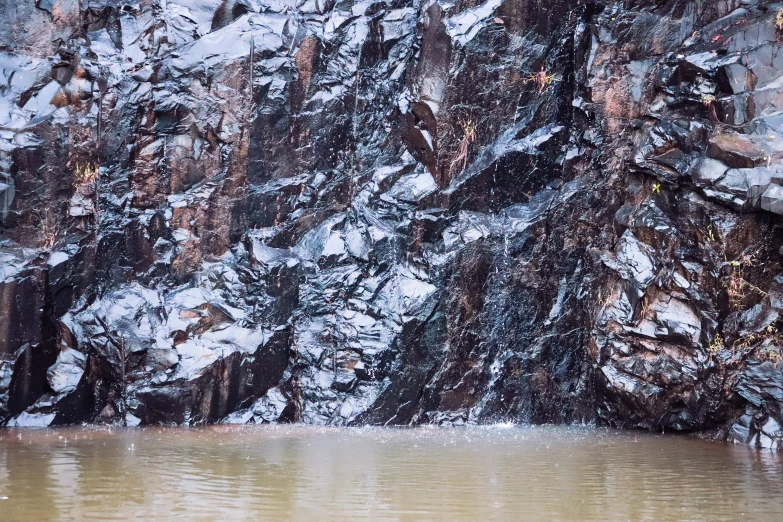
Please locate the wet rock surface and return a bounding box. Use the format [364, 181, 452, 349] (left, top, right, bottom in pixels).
[2, 0, 783, 449]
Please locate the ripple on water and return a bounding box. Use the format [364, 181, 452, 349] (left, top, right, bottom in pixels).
[0, 425, 781, 521]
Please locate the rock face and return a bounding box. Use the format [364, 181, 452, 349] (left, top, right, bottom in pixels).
[2, 0, 783, 448]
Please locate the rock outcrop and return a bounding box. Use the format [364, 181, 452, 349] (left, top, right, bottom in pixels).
[2, 0, 783, 449]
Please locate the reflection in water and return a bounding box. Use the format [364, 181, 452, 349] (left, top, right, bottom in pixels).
[0, 425, 781, 521]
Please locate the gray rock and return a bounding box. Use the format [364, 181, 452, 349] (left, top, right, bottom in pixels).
[760, 184, 783, 215]
[3, 0, 783, 451]
[717, 63, 757, 95]
[651, 294, 702, 346]
[602, 231, 656, 290]
[145, 348, 179, 372]
[46, 348, 86, 395]
[6, 411, 55, 427]
[707, 133, 783, 169]
[729, 411, 755, 444]
[692, 158, 729, 187]
[737, 360, 783, 408]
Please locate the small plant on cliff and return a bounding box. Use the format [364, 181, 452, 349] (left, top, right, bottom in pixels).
[33, 206, 59, 250]
[69, 162, 101, 226]
[711, 325, 783, 366]
[699, 223, 717, 244]
[759, 345, 783, 365]
[735, 325, 778, 351]
[776, 8, 783, 41]
[637, 294, 652, 321]
[74, 162, 99, 186]
[730, 326, 783, 366]
[700, 93, 721, 122]
[724, 253, 768, 310]
[450, 119, 477, 174]
[708, 333, 724, 356]
[524, 68, 560, 94]
[41, 222, 58, 250]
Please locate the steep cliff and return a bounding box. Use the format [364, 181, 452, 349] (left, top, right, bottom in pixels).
[1, 0, 782, 449]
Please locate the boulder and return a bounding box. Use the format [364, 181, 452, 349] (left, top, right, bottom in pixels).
[707, 133, 783, 169]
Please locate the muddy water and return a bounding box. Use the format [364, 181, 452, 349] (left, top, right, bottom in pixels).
[0, 425, 781, 521]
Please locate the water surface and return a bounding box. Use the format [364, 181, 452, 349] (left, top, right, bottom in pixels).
[0, 425, 781, 521]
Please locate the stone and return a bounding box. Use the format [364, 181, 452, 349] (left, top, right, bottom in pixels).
[737, 360, 783, 408]
[35, 0, 55, 13]
[602, 231, 656, 290]
[760, 184, 783, 215]
[651, 294, 702, 346]
[716, 63, 757, 95]
[707, 133, 783, 169]
[2, 0, 783, 451]
[145, 348, 179, 372]
[729, 411, 755, 444]
[6, 411, 55, 427]
[46, 348, 86, 395]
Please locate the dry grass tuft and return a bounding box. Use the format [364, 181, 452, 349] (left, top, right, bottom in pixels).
[34, 206, 59, 250]
[524, 68, 560, 94]
[41, 224, 58, 250]
[776, 8, 783, 43]
[707, 333, 724, 360]
[709, 325, 783, 365]
[450, 119, 477, 174]
[725, 252, 768, 310]
[74, 163, 99, 186]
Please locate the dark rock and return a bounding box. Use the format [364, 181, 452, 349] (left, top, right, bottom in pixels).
[760, 184, 783, 215]
[716, 63, 757, 95]
[47, 348, 86, 395]
[737, 360, 783, 408]
[3, 0, 783, 450]
[707, 133, 783, 169]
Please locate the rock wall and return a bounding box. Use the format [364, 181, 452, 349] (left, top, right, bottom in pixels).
[1, 0, 783, 449]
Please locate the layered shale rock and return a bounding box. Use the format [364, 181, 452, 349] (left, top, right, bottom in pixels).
[2, 0, 783, 449]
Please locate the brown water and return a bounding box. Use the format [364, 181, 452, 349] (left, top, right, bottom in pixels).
[0, 425, 781, 521]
